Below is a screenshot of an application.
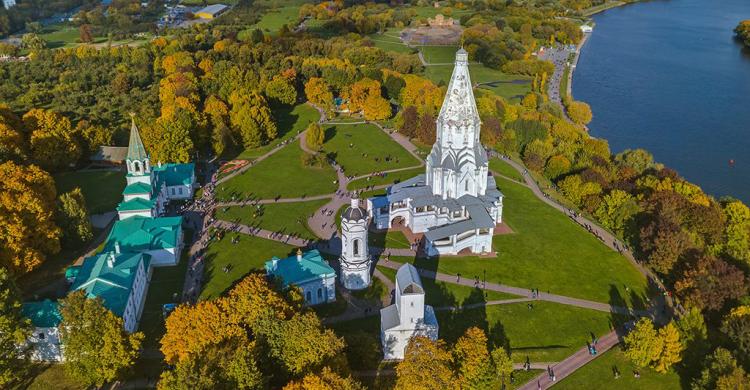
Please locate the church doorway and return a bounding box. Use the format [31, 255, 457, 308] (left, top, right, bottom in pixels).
[390, 216, 406, 228]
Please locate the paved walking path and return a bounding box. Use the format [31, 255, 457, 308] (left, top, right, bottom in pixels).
[517, 328, 622, 390]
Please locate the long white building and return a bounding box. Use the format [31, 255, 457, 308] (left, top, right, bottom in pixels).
[3, 0, 16, 9]
[368, 48, 504, 256]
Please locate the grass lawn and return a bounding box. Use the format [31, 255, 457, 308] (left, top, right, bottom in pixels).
[369, 229, 412, 249]
[322, 123, 420, 177]
[346, 167, 423, 190]
[490, 157, 525, 183]
[390, 175, 649, 309]
[437, 301, 621, 363]
[234, 103, 320, 160]
[201, 234, 294, 300]
[552, 346, 682, 389]
[217, 140, 337, 200]
[376, 265, 519, 307]
[419, 45, 459, 64]
[216, 199, 328, 241]
[138, 230, 191, 349]
[38, 24, 81, 49]
[330, 300, 619, 363]
[54, 170, 125, 214]
[20, 364, 84, 390]
[253, 5, 301, 33]
[424, 64, 531, 102]
[410, 6, 473, 19]
[365, 28, 413, 54]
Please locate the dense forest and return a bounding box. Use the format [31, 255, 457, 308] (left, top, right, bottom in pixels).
[1, 0, 749, 388]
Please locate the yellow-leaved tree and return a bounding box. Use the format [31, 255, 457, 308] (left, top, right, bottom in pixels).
[0, 160, 61, 273]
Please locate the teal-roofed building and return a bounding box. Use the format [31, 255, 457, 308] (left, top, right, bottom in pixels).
[70, 251, 152, 333]
[103, 216, 184, 266]
[265, 249, 336, 306]
[21, 300, 63, 361]
[117, 115, 195, 220]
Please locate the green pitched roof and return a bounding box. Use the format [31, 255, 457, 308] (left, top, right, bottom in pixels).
[22, 300, 61, 328]
[153, 163, 195, 187]
[127, 118, 149, 162]
[265, 249, 335, 288]
[103, 216, 182, 253]
[117, 197, 156, 212]
[70, 252, 150, 316]
[122, 182, 152, 195]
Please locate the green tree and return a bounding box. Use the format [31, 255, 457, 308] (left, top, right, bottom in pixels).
[723, 200, 750, 264]
[396, 336, 454, 390]
[693, 347, 745, 390]
[594, 189, 640, 236]
[21, 33, 46, 51]
[655, 321, 683, 373]
[0, 268, 31, 387]
[283, 367, 365, 390]
[453, 327, 493, 389]
[720, 305, 750, 364]
[59, 291, 143, 388]
[305, 123, 325, 151]
[24, 109, 81, 171]
[614, 149, 654, 174]
[265, 75, 298, 106]
[229, 90, 277, 148]
[56, 188, 93, 247]
[491, 347, 514, 388]
[141, 110, 196, 164]
[75, 120, 113, 155]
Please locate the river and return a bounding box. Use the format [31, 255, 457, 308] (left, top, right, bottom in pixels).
[573, 0, 750, 202]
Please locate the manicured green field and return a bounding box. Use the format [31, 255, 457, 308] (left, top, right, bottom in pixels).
[200, 234, 294, 300]
[235, 103, 320, 160]
[410, 6, 473, 19]
[216, 199, 327, 240]
[253, 5, 301, 33]
[424, 64, 532, 102]
[369, 229, 412, 249]
[217, 140, 337, 200]
[24, 363, 85, 390]
[553, 347, 681, 389]
[54, 170, 125, 214]
[489, 157, 525, 183]
[330, 299, 618, 363]
[138, 231, 191, 348]
[322, 123, 420, 177]
[365, 28, 413, 54]
[390, 176, 649, 309]
[419, 45, 459, 64]
[347, 167, 423, 190]
[376, 266, 519, 307]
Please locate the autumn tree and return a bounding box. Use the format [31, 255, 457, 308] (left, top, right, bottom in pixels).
[0, 161, 61, 273]
[638, 217, 692, 275]
[557, 174, 602, 207]
[491, 347, 514, 388]
[141, 110, 195, 164]
[453, 327, 494, 389]
[624, 318, 682, 372]
[400, 75, 443, 116]
[23, 109, 81, 171]
[283, 367, 365, 390]
[75, 120, 113, 155]
[229, 90, 278, 148]
[59, 291, 143, 387]
[265, 74, 298, 106]
[567, 101, 592, 125]
[674, 254, 748, 311]
[720, 305, 750, 363]
[347, 78, 390, 120]
[203, 95, 233, 156]
[0, 268, 31, 388]
[398, 106, 418, 138]
[56, 188, 94, 247]
[693, 347, 749, 390]
[396, 336, 454, 390]
[655, 321, 683, 373]
[306, 123, 325, 151]
[594, 189, 639, 237]
[305, 77, 334, 111]
[0, 119, 26, 163]
[158, 339, 263, 390]
[416, 113, 436, 145]
[363, 93, 391, 120]
[723, 200, 750, 265]
[79, 24, 93, 43]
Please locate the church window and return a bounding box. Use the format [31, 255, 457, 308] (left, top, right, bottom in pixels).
[317, 288, 323, 299]
[306, 291, 312, 302]
[464, 181, 469, 191]
[353, 239, 360, 256]
[133, 161, 141, 174]
[171, 188, 175, 195]
[410, 302, 414, 307]
[178, 187, 183, 195]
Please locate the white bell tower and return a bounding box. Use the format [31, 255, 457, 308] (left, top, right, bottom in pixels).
[339, 196, 371, 290]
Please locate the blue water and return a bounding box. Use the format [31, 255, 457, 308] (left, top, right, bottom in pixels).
[573, 0, 750, 202]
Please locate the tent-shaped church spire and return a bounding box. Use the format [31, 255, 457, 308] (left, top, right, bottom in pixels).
[126, 113, 149, 162]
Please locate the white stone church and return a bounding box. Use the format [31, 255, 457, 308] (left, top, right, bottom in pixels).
[368, 48, 504, 256]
